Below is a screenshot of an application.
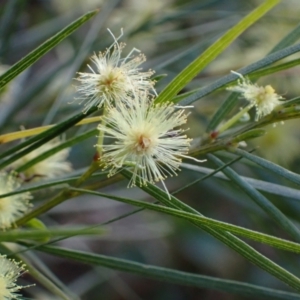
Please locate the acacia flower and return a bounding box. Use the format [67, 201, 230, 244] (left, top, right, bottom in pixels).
[227, 71, 283, 120]
[10, 138, 72, 181]
[0, 254, 29, 299]
[0, 172, 32, 229]
[97, 94, 204, 196]
[75, 29, 156, 113]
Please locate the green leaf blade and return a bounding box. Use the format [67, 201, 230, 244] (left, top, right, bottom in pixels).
[208, 154, 300, 242]
[0, 9, 98, 90]
[69, 187, 300, 255]
[119, 169, 300, 291]
[233, 148, 300, 186]
[205, 16, 300, 132]
[0, 227, 106, 242]
[206, 93, 239, 133]
[179, 43, 300, 107]
[38, 245, 300, 300]
[155, 0, 280, 104]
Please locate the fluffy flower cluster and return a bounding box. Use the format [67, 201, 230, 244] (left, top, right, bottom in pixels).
[75, 30, 205, 196]
[0, 255, 28, 299]
[10, 138, 72, 181]
[76, 29, 155, 113]
[227, 71, 283, 121]
[0, 172, 32, 229]
[97, 95, 200, 195]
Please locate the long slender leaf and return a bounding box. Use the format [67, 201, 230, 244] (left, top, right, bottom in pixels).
[44, 0, 120, 125]
[0, 108, 97, 169]
[154, 0, 279, 104]
[21, 255, 77, 300]
[70, 187, 300, 254]
[278, 96, 300, 108]
[233, 148, 300, 186]
[0, 169, 111, 198]
[248, 58, 300, 79]
[24, 251, 80, 300]
[181, 163, 300, 202]
[0, 10, 98, 90]
[208, 154, 300, 242]
[206, 93, 239, 133]
[206, 18, 300, 132]
[173, 153, 245, 195]
[0, 58, 72, 128]
[180, 42, 300, 108]
[12, 208, 147, 258]
[36, 245, 300, 300]
[10, 11, 79, 52]
[171, 57, 300, 108]
[16, 128, 98, 173]
[0, 227, 105, 242]
[120, 169, 300, 291]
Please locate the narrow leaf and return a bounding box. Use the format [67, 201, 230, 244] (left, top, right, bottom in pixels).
[120, 169, 300, 291]
[248, 58, 300, 79]
[180, 43, 300, 107]
[0, 227, 105, 242]
[0, 108, 97, 169]
[181, 163, 300, 202]
[70, 187, 300, 255]
[206, 93, 239, 132]
[0, 170, 109, 198]
[206, 20, 300, 133]
[173, 153, 245, 195]
[233, 148, 300, 186]
[154, 0, 279, 104]
[37, 245, 300, 300]
[0, 10, 98, 90]
[0, 58, 71, 127]
[208, 154, 300, 242]
[16, 129, 97, 173]
[21, 255, 77, 300]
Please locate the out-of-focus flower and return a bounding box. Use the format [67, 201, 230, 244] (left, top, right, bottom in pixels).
[250, 120, 300, 165]
[10, 138, 72, 181]
[0, 254, 28, 299]
[75, 29, 155, 113]
[0, 172, 32, 229]
[227, 71, 283, 121]
[97, 93, 204, 196]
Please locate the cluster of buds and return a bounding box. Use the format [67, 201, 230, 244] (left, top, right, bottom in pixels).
[227, 71, 283, 121]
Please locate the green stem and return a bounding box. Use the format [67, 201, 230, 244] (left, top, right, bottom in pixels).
[96, 106, 107, 157]
[74, 161, 100, 187]
[217, 103, 253, 133]
[16, 189, 80, 227]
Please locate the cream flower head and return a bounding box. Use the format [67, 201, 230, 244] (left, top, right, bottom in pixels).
[0, 254, 28, 299]
[10, 138, 72, 181]
[227, 71, 283, 120]
[97, 94, 204, 197]
[76, 29, 156, 113]
[0, 172, 32, 229]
